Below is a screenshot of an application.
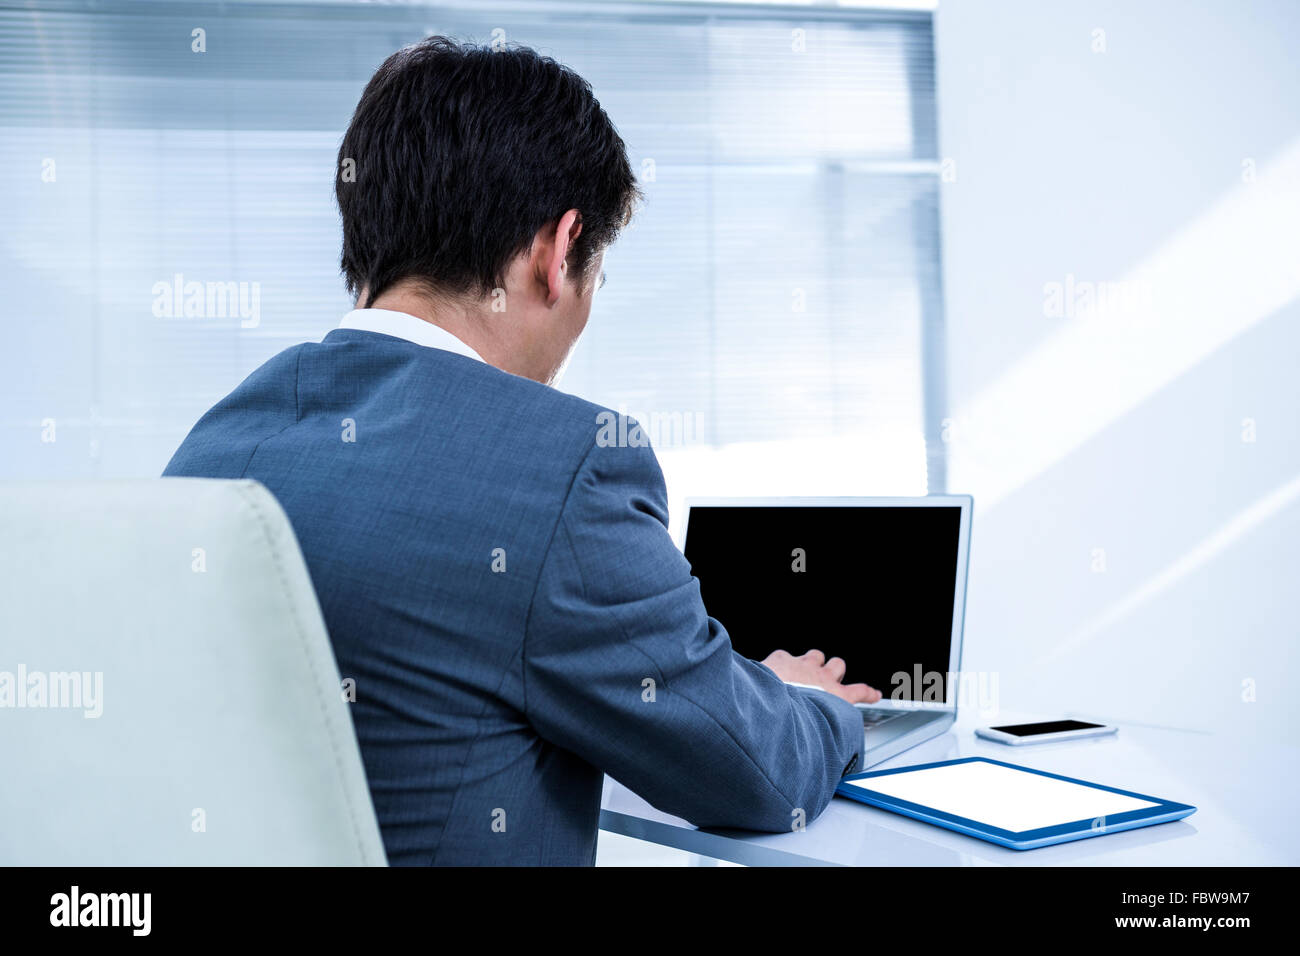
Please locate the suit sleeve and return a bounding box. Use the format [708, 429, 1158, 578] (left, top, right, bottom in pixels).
[522, 436, 863, 832]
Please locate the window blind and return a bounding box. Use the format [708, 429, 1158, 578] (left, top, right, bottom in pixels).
[0, 0, 947, 514]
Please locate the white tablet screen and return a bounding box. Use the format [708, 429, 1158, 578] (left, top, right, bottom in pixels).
[845, 760, 1160, 833]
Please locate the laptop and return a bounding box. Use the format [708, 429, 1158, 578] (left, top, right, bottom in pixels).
[681, 496, 973, 767]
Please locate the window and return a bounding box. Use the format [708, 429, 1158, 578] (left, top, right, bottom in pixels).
[0, 0, 947, 521]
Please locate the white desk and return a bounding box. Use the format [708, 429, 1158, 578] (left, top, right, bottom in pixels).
[599, 710, 1297, 866]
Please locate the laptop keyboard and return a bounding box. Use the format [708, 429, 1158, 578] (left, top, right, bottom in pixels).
[861, 709, 902, 728]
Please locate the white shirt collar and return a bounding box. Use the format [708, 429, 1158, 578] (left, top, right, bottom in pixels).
[337, 308, 486, 364]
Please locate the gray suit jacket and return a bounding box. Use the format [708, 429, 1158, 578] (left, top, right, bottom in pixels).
[164, 328, 863, 865]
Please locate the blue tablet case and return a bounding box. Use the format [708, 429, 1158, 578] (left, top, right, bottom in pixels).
[836, 756, 1196, 850]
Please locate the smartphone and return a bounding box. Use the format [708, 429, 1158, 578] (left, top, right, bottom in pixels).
[975, 719, 1117, 746]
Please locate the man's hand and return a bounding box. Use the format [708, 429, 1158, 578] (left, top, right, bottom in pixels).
[760, 649, 883, 705]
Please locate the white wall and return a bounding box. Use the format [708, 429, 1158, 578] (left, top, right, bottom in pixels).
[934, 0, 1300, 742]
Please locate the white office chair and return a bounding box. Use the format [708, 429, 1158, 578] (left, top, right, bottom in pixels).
[0, 478, 386, 865]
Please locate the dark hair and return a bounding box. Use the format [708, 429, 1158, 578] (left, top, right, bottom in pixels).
[336, 36, 639, 306]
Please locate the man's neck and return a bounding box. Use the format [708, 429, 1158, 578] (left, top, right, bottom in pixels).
[363, 287, 510, 373]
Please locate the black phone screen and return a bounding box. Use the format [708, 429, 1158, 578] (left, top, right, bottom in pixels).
[989, 720, 1104, 737]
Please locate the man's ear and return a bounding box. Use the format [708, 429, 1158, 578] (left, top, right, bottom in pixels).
[540, 209, 583, 306]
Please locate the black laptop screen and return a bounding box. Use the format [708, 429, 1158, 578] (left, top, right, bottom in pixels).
[683, 504, 963, 702]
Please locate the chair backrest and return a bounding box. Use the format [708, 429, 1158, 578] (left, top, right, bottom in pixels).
[0, 478, 386, 865]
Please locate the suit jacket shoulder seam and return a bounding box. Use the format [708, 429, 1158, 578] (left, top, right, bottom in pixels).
[238, 344, 305, 479]
[519, 431, 600, 719]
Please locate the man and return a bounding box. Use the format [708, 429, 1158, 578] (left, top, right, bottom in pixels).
[164, 36, 880, 865]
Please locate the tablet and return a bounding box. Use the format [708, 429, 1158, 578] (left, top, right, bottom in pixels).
[836, 757, 1196, 850]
